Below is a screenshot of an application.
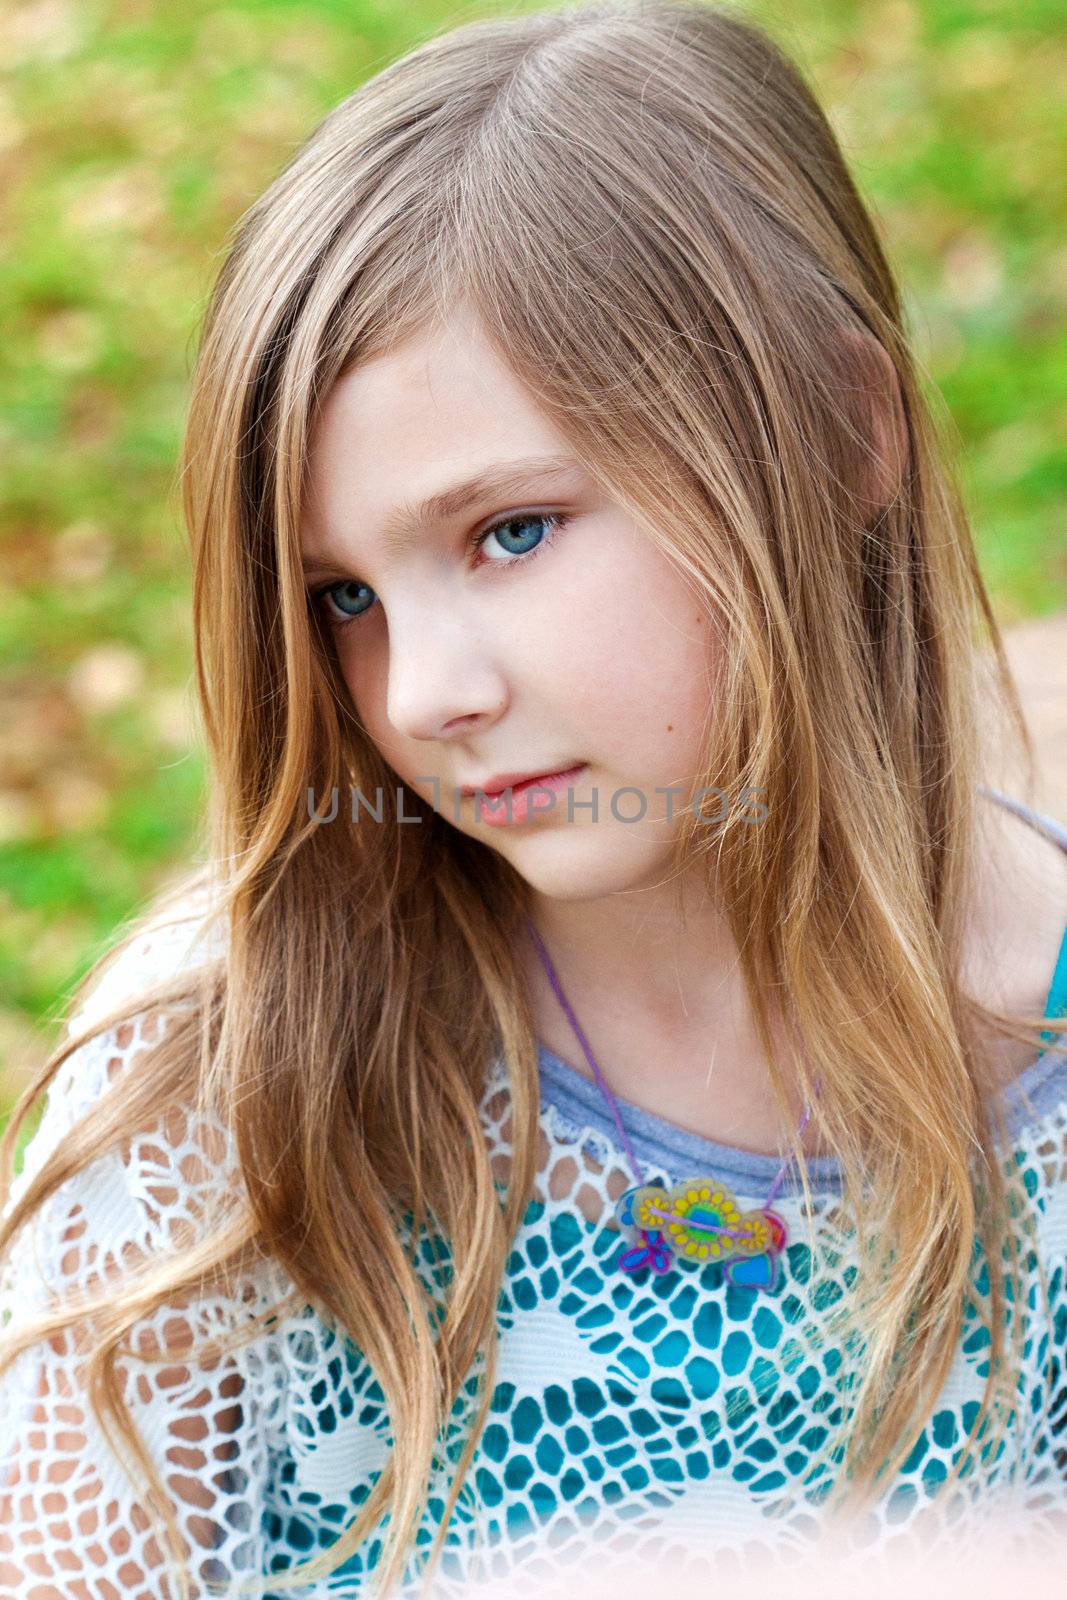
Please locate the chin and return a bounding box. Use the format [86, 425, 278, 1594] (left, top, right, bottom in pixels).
[493, 828, 677, 901]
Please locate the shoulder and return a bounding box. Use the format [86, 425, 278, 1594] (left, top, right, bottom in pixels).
[965, 793, 1067, 1093]
[0, 881, 305, 1462]
[5, 882, 239, 1294]
[66, 877, 228, 1042]
[11, 881, 234, 1177]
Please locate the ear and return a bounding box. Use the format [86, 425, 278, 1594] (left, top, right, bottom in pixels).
[833, 327, 909, 521]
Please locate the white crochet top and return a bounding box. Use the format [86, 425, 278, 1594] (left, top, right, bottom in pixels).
[2, 792, 1066, 1596]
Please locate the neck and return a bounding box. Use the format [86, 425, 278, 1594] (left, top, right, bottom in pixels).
[519, 865, 819, 1157]
[523, 866, 739, 1034]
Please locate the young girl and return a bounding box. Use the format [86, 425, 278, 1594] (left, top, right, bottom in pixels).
[2, 2, 1066, 1596]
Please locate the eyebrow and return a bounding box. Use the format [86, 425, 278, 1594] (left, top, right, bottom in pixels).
[301, 453, 586, 578]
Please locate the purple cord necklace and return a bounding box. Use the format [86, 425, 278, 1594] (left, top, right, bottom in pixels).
[526, 917, 821, 1293]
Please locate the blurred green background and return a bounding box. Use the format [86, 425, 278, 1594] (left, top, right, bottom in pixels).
[2, 0, 1065, 1145]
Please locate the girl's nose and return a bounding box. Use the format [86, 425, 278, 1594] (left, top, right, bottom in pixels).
[384, 610, 508, 744]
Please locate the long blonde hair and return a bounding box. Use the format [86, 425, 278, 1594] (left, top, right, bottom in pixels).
[3, 1, 1062, 1594]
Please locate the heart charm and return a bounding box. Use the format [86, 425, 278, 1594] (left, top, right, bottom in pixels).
[725, 1249, 782, 1292]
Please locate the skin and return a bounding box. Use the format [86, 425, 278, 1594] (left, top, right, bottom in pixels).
[301, 303, 1067, 1156]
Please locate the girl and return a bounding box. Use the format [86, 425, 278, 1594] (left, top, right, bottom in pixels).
[2, 2, 1066, 1596]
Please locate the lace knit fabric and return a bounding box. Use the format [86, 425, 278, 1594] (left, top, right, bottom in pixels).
[2, 803, 1067, 1596]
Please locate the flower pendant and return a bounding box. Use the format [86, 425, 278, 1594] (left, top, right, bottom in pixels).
[614, 1178, 788, 1291]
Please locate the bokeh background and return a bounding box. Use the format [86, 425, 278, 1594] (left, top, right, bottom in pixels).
[2, 0, 1065, 1149]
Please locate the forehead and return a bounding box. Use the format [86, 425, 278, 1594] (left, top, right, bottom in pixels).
[311, 314, 563, 460]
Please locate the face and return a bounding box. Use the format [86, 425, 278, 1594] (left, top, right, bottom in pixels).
[300, 305, 718, 902]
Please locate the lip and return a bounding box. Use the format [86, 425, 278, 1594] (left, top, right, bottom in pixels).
[463, 763, 588, 827]
[460, 765, 585, 797]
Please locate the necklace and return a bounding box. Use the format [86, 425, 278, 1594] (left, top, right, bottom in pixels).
[526, 918, 821, 1293]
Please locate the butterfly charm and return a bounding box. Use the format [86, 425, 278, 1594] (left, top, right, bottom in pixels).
[615, 1178, 788, 1291]
[617, 1229, 673, 1275]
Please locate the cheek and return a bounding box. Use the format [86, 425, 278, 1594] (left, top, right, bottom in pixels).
[570, 561, 717, 759]
[340, 648, 377, 716]
[664, 624, 720, 774]
[334, 640, 395, 752]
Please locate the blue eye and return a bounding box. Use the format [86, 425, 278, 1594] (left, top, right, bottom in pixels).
[475, 510, 566, 563]
[309, 576, 375, 627]
[308, 509, 570, 632]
